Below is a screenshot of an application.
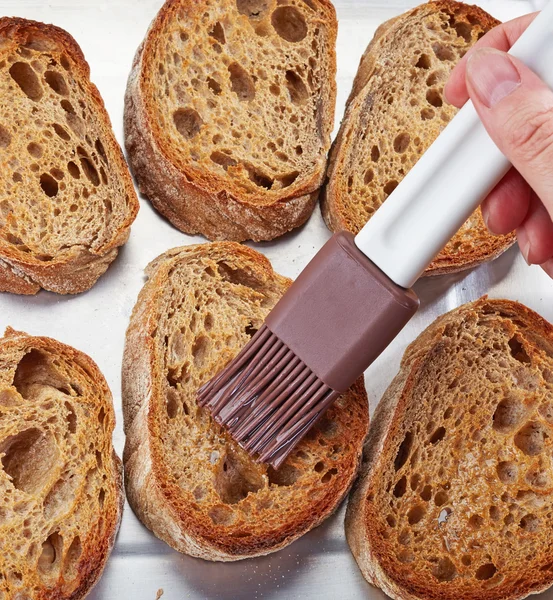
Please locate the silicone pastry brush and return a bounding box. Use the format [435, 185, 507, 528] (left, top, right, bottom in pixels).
[199, 3, 553, 468]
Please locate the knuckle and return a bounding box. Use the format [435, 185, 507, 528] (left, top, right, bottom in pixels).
[505, 105, 553, 166]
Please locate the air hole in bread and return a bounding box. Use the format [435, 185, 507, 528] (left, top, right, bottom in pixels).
[0, 428, 58, 495]
[65, 401, 77, 434]
[192, 335, 209, 367]
[393, 133, 410, 154]
[468, 514, 484, 530]
[321, 468, 338, 483]
[95, 450, 103, 469]
[493, 396, 524, 433]
[386, 514, 396, 528]
[496, 461, 518, 484]
[394, 431, 413, 471]
[526, 465, 550, 488]
[520, 513, 540, 532]
[166, 388, 179, 419]
[434, 490, 448, 506]
[398, 550, 415, 563]
[415, 53, 431, 69]
[364, 169, 374, 184]
[44, 70, 68, 96]
[475, 562, 497, 581]
[213, 449, 263, 504]
[211, 151, 237, 170]
[431, 556, 456, 582]
[407, 504, 426, 525]
[432, 42, 455, 62]
[0, 124, 11, 148]
[207, 77, 222, 95]
[515, 422, 547, 456]
[228, 63, 255, 101]
[209, 505, 236, 525]
[489, 505, 500, 521]
[454, 21, 473, 43]
[420, 485, 432, 501]
[237, 0, 270, 19]
[39, 173, 58, 197]
[271, 6, 307, 43]
[53, 123, 70, 141]
[79, 156, 100, 186]
[428, 426, 446, 445]
[370, 145, 380, 162]
[426, 89, 443, 108]
[173, 107, 203, 139]
[245, 164, 273, 188]
[0, 389, 20, 407]
[509, 336, 531, 364]
[51, 168, 64, 181]
[209, 22, 226, 45]
[384, 180, 398, 196]
[98, 406, 106, 425]
[38, 532, 63, 580]
[9, 62, 43, 101]
[267, 464, 299, 486]
[393, 476, 407, 498]
[63, 535, 82, 581]
[278, 171, 299, 187]
[314, 461, 325, 473]
[27, 142, 43, 158]
[285, 70, 308, 105]
[60, 99, 75, 114]
[43, 475, 78, 519]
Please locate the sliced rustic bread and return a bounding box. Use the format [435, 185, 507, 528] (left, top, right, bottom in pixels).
[124, 0, 337, 242]
[0, 328, 123, 599]
[0, 18, 139, 295]
[122, 242, 369, 560]
[323, 1, 516, 276]
[346, 298, 553, 600]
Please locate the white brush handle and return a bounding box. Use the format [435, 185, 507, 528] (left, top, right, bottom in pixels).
[355, 1, 553, 289]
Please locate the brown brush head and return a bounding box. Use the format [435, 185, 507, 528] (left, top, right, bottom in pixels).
[198, 232, 419, 468]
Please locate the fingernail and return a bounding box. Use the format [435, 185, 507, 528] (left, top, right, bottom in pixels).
[542, 259, 553, 279]
[467, 48, 521, 108]
[518, 229, 532, 265]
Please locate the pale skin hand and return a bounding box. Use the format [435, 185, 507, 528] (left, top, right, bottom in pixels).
[444, 13, 553, 278]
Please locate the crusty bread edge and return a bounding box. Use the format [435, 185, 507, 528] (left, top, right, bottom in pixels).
[122, 243, 369, 561]
[344, 298, 553, 600]
[0, 18, 139, 295]
[124, 0, 337, 243]
[1, 327, 124, 599]
[322, 1, 516, 276]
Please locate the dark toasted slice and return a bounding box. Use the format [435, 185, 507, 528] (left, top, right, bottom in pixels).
[323, 1, 515, 276]
[0, 18, 139, 294]
[0, 328, 123, 599]
[122, 242, 369, 561]
[124, 0, 337, 242]
[346, 298, 553, 600]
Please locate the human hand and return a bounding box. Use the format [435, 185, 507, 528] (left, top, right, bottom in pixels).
[445, 13, 553, 278]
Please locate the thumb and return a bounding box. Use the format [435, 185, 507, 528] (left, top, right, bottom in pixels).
[466, 47, 553, 223]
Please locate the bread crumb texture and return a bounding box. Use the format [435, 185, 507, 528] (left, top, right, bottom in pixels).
[346, 299, 553, 600]
[123, 242, 369, 560]
[125, 0, 337, 242]
[0, 18, 138, 294]
[0, 329, 122, 599]
[324, 1, 515, 275]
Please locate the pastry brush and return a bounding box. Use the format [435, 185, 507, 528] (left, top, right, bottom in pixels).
[199, 4, 553, 468]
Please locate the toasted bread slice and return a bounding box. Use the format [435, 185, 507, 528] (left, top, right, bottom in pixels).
[323, 1, 515, 276]
[124, 0, 337, 242]
[346, 298, 553, 600]
[0, 18, 139, 295]
[122, 242, 369, 560]
[0, 328, 123, 599]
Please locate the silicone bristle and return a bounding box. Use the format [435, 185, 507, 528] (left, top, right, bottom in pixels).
[197, 325, 339, 468]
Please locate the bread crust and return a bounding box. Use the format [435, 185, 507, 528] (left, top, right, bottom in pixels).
[323, 1, 515, 276]
[0, 328, 124, 599]
[0, 18, 139, 295]
[345, 298, 553, 600]
[124, 0, 337, 242]
[122, 242, 369, 560]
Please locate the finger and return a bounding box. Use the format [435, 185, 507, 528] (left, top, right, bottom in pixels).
[481, 168, 531, 235]
[444, 13, 537, 108]
[465, 49, 553, 224]
[517, 193, 553, 265]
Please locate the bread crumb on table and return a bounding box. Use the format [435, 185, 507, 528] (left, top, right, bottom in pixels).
[155, 589, 164, 599]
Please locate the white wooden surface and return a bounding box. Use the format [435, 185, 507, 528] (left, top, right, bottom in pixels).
[0, 0, 551, 598]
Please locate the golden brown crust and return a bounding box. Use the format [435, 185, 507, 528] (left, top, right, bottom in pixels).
[0, 18, 139, 295]
[124, 0, 337, 242]
[346, 298, 553, 600]
[122, 242, 369, 560]
[0, 328, 123, 599]
[323, 1, 515, 276]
